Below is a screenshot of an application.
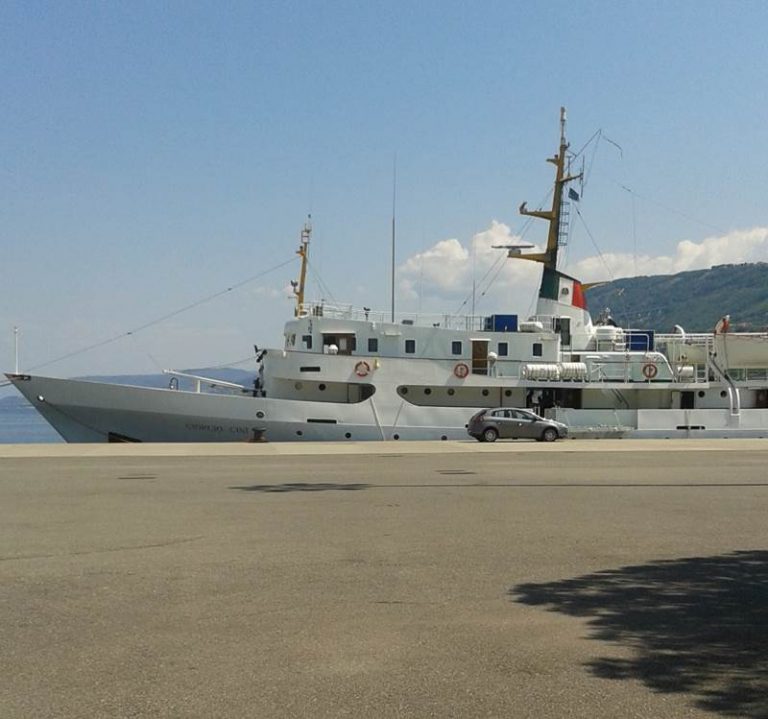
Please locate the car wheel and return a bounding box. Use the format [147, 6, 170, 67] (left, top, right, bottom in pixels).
[482, 427, 498, 443]
[541, 427, 558, 442]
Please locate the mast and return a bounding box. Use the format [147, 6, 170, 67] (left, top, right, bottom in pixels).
[13, 326, 19, 374]
[517, 107, 581, 271]
[390, 154, 397, 323]
[292, 217, 312, 316]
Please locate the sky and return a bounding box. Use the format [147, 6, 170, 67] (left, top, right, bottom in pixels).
[2, 0, 768, 383]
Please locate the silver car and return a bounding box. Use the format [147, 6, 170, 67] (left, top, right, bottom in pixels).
[467, 408, 568, 443]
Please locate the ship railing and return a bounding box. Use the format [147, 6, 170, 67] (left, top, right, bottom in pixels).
[655, 332, 713, 346]
[163, 369, 249, 394]
[298, 302, 488, 331]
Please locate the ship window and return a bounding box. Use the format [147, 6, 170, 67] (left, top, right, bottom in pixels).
[532, 343, 543, 357]
[498, 342, 508, 357]
[368, 337, 379, 353]
[405, 339, 416, 354]
[447, 388, 455, 396]
[451, 341, 462, 355]
[302, 334, 313, 349]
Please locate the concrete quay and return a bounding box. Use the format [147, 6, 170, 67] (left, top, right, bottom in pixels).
[2, 439, 767, 718]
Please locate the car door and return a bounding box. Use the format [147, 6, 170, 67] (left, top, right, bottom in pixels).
[509, 409, 537, 439]
[498, 409, 519, 439]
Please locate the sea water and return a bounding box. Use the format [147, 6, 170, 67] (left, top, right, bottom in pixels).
[0, 399, 63, 443]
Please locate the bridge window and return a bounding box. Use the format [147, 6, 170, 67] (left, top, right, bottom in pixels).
[533, 343, 543, 357]
[451, 341, 462, 355]
[368, 337, 379, 353]
[405, 339, 416, 354]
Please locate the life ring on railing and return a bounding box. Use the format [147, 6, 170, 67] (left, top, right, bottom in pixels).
[354, 360, 371, 377]
[454, 362, 470, 379]
[642, 362, 658, 380]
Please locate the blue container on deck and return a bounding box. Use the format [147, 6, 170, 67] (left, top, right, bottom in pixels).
[484, 314, 518, 332]
[627, 330, 655, 351]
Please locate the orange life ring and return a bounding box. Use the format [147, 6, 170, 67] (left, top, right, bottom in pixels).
[354, 360, 371, 377]
[454, 362, 470, 379]
[642, 362, 658, 380]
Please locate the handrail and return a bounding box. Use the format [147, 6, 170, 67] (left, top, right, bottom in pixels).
[298, 302, 489, 331]
[162, 369, 248, 393]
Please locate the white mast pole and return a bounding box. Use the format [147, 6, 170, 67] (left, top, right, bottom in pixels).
[13, 326, 19, 374]
[391, 153, 397, 324]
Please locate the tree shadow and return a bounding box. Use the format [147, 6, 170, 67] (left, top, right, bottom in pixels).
[511, 551, 768, 717]
[231, 482, 369, 493]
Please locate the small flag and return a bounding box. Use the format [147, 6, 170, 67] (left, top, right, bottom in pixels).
[568, 188, 580, 202]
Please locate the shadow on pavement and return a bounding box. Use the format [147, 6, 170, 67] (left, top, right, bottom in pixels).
[511, 550, 768, 717]
[231, 482, 369, 492]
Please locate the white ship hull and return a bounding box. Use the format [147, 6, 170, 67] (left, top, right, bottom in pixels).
[5, 374, 475, 443]
[7, 373, 768, 442]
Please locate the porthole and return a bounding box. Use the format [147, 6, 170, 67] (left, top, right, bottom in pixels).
[720, 390, 728, 398]
[345, 432, 352, 439]
[424, 388, 432, 395]
[504, 390, 512, 397]
[393, 434, 400, 440]
[399, 387, 409, 395]
[319, 383, 327, 391]
[294, 382, 303, 390]
[482, 389, 489, 397]
[698, 391, 705, 398]
[447, 388, 455, 396]
[296, 430, 303, 436]
[441, 435, 447, 441]
[256, 411, 265, 419]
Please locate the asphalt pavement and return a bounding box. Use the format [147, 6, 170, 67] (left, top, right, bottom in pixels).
[2, 440, 767, 718]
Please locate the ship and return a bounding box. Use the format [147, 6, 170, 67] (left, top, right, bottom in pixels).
[6, 109, 768, 442]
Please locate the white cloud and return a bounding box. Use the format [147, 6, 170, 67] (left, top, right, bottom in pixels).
[398, 221, 545, 314]
[399, 224, 768, 316]
[569, 227, 768, 283]
[248, 283, 295, 300]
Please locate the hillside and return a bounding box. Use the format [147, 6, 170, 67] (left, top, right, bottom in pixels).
[584, 263, 768, 333]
